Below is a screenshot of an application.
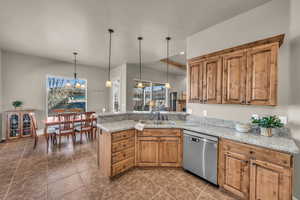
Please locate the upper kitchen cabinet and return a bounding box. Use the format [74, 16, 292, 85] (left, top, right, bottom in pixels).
[188, 34, 284, 106]
[246, 43, 278, 106]
[203, 56, 222, 104]
[189, 62, 203, 102]
[222, 50, 247, 104]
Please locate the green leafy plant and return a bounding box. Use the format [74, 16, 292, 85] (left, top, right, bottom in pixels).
[12, 100, 23, 109]
[251, 115, 284, 128]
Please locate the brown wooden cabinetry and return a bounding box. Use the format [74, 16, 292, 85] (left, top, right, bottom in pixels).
[5, 110, 35, 140]
[222, 50, 247, 104]
[189, 62, 203, 102]
[99, 128, 182, 177]
[98, 129, 135, 177]
[188, 34, 284, 106]
[136, 136, 159, 166]
[219, 138, 293, 200]
[249, 159, 292, 200]
[136, 129, 182, 167]
[203, 56, 222, 104]
[246, 43, 278, 105]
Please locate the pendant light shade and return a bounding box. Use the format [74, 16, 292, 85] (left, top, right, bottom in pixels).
[137, 36, 143, 88]
[165, 37, 171, 89]
[106, 29, 114, 88]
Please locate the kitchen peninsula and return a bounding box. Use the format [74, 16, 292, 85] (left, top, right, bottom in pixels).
[97, 112, 299, 200]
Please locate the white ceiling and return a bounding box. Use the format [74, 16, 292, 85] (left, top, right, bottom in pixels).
[0, 0, 271, 69]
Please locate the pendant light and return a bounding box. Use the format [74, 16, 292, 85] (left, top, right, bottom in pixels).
[105, 29, 114, 88]
[165, 37, 171, 89]
[137, 36, 143, 88]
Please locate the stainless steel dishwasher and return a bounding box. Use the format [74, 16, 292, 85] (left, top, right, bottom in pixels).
[183, 130, 218, 185]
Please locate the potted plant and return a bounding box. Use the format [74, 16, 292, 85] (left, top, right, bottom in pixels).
[12, 100, 23, 110]
[251, 115, 283, 137]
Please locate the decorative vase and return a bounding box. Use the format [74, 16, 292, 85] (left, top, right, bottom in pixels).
[260, 127, 273, 137]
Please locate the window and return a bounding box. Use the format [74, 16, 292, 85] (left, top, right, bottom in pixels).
[47, 76, 87, 116]
[133, 80, 168, 111]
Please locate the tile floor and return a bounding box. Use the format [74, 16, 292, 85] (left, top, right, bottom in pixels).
[0, 137, 238, 200]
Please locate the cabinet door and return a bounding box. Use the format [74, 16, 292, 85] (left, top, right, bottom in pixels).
[250, 160, 292, 200]
[203, 56, 222, 104]
[159, 137, 181, 167]
[222, 151, 250, 199]
[246, 43, 278, 105]
[21, 113, 32, 137]
[222, 50, 247, 104]
[136, 137, 159, 166]
[189, 62, 203, 102]
[7, 112, 21, 139]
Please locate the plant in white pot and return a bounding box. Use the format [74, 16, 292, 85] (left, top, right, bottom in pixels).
[251, 115, 283, 137]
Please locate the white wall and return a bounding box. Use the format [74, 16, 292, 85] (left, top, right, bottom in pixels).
[1, 51, 109, 130]
[187, 0, 290, 122]
[0, 49, 3, 140]
[187, 0, 300, 198]
[289, 0, 300, 198]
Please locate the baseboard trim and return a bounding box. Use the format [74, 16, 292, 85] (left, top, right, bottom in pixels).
[293, 196, 299, 200]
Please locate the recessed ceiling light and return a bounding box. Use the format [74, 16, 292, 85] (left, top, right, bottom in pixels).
[180, 51, 185, 55]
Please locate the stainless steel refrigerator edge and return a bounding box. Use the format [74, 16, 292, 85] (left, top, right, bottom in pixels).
[183, 130, 218, 185]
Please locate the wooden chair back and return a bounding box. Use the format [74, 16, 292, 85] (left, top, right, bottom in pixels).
[29, 113, 38, 136]
[58, 113, 75, 134]
[79, 112, 95, 129]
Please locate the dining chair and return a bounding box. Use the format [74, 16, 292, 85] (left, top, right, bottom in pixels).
[30, 113, 56, 150]
[57, 113, 76, 147]
[75, 112, 95, 143]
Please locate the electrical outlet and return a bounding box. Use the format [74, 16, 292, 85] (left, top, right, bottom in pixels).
[203, 110, 207, 117]
[279, 116, 288, 125]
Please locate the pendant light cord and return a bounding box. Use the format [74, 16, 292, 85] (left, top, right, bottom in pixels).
[73, 52, 78, 80]
[138, 37, 143, 81]
[166, 37, 171, 82]
[108, 29, 114, 81]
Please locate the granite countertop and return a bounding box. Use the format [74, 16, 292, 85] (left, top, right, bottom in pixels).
[97, 120, 299, 154]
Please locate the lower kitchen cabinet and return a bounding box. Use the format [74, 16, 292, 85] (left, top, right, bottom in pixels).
[219, 139, 293, 200]
[249, 159, 292, 200]
[98, 129, 136, 177]
[136, 129, 182, 167]
[221, 151, 250, 199]
[136, 136, 159, 166]
[159, 137, 182, 167]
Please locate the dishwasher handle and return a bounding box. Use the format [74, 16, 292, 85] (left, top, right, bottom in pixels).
[189, 136, 217, 144]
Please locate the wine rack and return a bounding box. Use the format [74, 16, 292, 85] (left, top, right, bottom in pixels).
[6, 110, 35, 140]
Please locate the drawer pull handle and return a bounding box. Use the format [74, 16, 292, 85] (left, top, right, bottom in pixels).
[249, 151, 254, 154]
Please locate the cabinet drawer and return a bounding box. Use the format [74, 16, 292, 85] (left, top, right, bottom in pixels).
[112, 157, 134, 176]
[112, 129, 135, 142]
[222, 139, 252, 157]
[221, 139, 292, 168]
[138, 129, 181, 137]
[252, 146, 292, 168]
[112, 147, 135, 164]
[112, 137, 134, 153]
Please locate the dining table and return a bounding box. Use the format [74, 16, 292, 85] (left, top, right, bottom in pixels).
[41, 116, 97, 150]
